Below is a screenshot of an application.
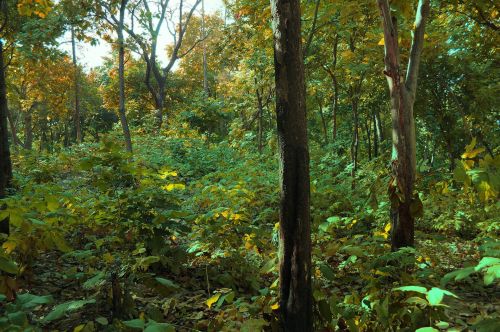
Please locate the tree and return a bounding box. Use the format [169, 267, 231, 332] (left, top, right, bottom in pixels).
[270, 0, 312, 330]
[124, 0, 202, 129]
[377, 0, 430, 250]
[97, 0, 133, 152]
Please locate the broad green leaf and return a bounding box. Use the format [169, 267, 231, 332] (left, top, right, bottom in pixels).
[122, 319, 145, 330]
[44, 299, 96, 322]
[144, 321, 175, 332]
[415, 328, 439, 332]
[319, 263, 335, 281]
[155, 277, 180, 290]
[393, 286, 427, 294]
[435, 321, 449, 329]
[475, 257, 500, 271]
[0, 256, 19, 274]
[83, 272, 107, 290]
[95, 317, 108, 325]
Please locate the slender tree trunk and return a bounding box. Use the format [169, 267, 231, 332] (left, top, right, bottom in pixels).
[24, 108, 33, 150]
[0, 40, 13, 235]
[318, 99, 328, 144]
[375, 108, 384, 142]
[118, 0, 133, 153]
[256, 87, 264, 154]
[271, 0, 312, 330]
[331, 34, 339, 141]
[350, 92, 359, 189]
[365, 117, 372, 160]
[373, 112, 379, 157]
[71, 26, 82, 143]
[377, 0, 430, 250]
[6, 109, 21, 148]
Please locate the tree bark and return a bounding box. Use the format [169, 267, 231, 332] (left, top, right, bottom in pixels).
[377, 0, 430, 250]
[270, 0, 312, 330]
[373, 112, 379, 157]
[118, 0, 133, 153]
[24, 107, 33, 150]
[0, 40, 13, 235]
[350, 89, 359, 189]
[318, 98, 328, 144]
[71, 26, 82, 144]
[6, 109, 22, 148]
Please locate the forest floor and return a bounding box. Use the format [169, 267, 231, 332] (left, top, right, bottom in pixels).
[1, 133, 499, 331]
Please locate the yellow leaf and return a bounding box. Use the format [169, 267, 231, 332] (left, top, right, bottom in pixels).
[103, 253, 114, 263]
[2, 241, 17, 254]
[73, 325, 85, 332]
[462, 147, 485, 159]
[384, 223, 391, 233]
[378, 37, 385, 46]
[270, 303, 279, 310]
[164, 183, 186, 191]
[206, 293, 221, 308]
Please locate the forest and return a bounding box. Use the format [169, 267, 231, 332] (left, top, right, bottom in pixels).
[0, 0, 498, 331]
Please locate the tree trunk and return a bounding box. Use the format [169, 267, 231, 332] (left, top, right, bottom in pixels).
[365, 117, 372, 161]
[373, 112, 379, 157]
[71, 26, 82, 144]
[318, 99, 328, 144]
[270, 0, 312, 330]
[0, 40, 13, 235]
[24, 108, 33, 150]
[377, 0, 430, 250]
[118, 0, 133, 153]
[375, 108, 384, 142]
[350, 91, 359, 189]
[256, 85, 264, 154]
[6, 109, 22, 148]
[331, 34, 339, 141]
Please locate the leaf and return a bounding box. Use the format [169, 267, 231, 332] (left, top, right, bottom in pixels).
[0, 256, 19, 274]
[426, 287, 458, 306]
[319, 263, 335, 281]
[393, 286, 428, 294]
[83, 272, 106, 290]
[95, 317, 108, 325]
[260, 258, 276, 274]
[435, 321, 449, 329]
[441, 267, 475, 286]
[144, 321, 175, 332]
[43, 299, 96, 322]
[475, 257, 500, 271]
[206, 293, 221, 308]
[155, 277, 180, 290]
[473, 318, 500, 332]
[122, 319, 145, 330]
[378, 37, 385, 46]
[415, 328, 439, 332]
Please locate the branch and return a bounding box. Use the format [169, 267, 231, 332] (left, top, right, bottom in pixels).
[304, 0, 321, 58]
[405, 0, 430, 99]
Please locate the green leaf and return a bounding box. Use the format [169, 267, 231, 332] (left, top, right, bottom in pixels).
[426, 287, 458, 306]
[441, 267, 475, 286]
[155, 277, 180, 290]
[475, 257, 500, 271]
[43, 299, 96, 322]
[415, 328, 439, 332]
[122, 319, 145, 330]
[95, 317, 108, 325]
[473, 318, 500, 332]
[144, 321, 175, 332]
[83, 271, 106, 290]
[393, 286, 428, 294]
[435, 321, 449, 329]
[319, 263, 335, 281]
[17, 293, 53, 309]
[0, 256, 19, 274]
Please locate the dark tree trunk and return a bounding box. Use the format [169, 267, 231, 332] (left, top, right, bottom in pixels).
[71, 26, 82, 143]
[118, 0, 132, 152]
[270, 0, 312, 330]
[0, 40, 13, 235]
[377, 0, 430, 250]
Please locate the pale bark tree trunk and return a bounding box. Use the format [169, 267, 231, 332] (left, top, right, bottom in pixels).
[118, 0, 133, 153]
[271, 0, 312, 330]
[0, 40, 13, 235]
[256, 83, 264, 154]
[377, 0, 430, 250]
[373, 112, 379, 157]
[71, 26, 82, 143]
[350, 90, 359, 189]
